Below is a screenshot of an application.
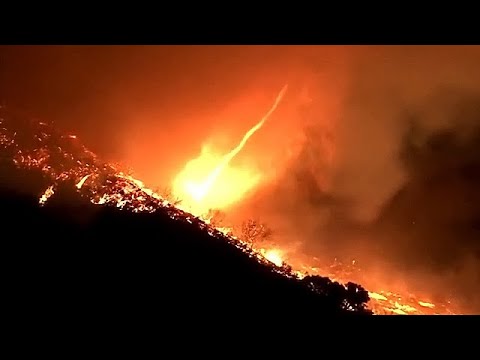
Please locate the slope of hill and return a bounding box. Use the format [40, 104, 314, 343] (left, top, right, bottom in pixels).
[0, 107, 372, 320]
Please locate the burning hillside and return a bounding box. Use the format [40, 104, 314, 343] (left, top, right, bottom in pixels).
[0, 105, 461, 315]
[0, 106, 375, 315]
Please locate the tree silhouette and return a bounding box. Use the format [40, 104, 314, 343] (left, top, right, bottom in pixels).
[241, 219, 273, 247]
[206, 209, 226, 227]
[302, 275, 371, 313]
[159, 186, 182, 206]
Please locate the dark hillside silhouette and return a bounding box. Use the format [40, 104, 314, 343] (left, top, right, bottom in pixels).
[1, 108, 372, 323]
[1, 176, 372, 322]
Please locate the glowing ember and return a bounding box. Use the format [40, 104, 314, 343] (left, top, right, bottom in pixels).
[172, 85, 288, 215]
[76, 174, 91, 189]
[418, 301, 435, 309]
[39, 185, 55, 205]
[369, 292, 388, 301]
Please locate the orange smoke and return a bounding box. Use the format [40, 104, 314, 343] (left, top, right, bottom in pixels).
[172, 85, 288, 215]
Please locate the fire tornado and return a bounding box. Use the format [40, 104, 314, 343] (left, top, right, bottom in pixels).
[172, 84, 288, 215]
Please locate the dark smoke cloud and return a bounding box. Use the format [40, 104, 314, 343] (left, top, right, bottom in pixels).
[257, 46, 480, 311]
[371, 96, 480, 307]
[326, 46, 480, 223]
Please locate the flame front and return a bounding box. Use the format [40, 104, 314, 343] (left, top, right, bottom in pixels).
[263, 249, 284, 267]
[172, 85, 288, 215]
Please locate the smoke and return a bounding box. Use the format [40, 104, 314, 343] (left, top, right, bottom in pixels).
[332, 46, 480, 221]
[255, 46, 480, 311]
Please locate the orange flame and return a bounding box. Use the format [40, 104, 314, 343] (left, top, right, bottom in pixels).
[172, 85, 288, 215]
[263, 248, 284, 267]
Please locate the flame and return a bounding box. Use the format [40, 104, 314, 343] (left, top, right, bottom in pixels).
[172, 85, 288, 215]
[76, 174, 91, 189]
[39, 185, 55, 205]
[263, 249, 284, 267]
[418, 301, 435, 309]
[263, 248, 459, 315]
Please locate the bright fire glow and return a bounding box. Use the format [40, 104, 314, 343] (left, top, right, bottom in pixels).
[172, 146, 262, 215]
[39, 185, 55, 205]
[172, 85, 288, 215]
[263, 249, 284, 267]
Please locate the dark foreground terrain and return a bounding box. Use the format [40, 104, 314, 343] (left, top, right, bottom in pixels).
[0, 107, 371, 326]
[1, 170, 371, 325]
